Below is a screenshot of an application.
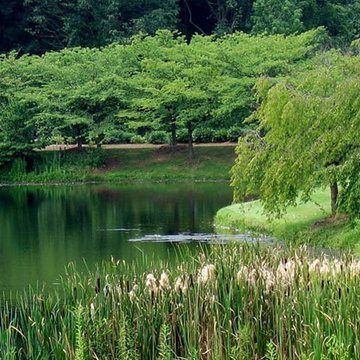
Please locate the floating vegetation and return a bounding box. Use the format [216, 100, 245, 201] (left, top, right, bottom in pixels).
[0, 244, 359, 359]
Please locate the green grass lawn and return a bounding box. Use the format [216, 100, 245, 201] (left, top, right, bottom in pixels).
[215, 188, 360, 251]
[89, 146, 236, 181]
[0, 146, 237, 183]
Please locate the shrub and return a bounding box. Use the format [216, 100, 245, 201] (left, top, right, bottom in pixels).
[212, 129, 228, 142]
[176, 128, 188, 143]
[193, 128, 214, 143]
[130, 135, 146, 144]
[146, 131, 170, 144]
[227, 127, 244, 142]
[103, 131, 134, 144]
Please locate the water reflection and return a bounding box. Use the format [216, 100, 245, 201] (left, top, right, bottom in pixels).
[0, 182, 232, 291]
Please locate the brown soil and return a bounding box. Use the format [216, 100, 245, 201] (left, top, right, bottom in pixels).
[309, 214, 348, 231]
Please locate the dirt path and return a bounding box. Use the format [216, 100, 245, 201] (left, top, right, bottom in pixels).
[40, 143, 237, 151]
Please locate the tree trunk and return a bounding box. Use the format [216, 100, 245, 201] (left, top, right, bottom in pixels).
[187, 123, 194, 159]
[330, 182, 338, 217]
[77, 139, 82, 149]
[171, 119, 177, 146]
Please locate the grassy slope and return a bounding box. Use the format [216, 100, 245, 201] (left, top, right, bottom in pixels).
[90, 147, 236, 181]
[0, 146, 237, 183]
[216, 189, 360, 251]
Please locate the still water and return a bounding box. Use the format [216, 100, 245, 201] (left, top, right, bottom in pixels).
[0, 182, 233, 292]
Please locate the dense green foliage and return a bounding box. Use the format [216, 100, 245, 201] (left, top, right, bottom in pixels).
[1, 244, 360, 359]
[2, 0, 360, 54]
[231, 49, 360, 219]
[0, 29, 319, 166]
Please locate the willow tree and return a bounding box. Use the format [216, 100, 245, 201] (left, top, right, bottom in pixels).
[231, 51, 360, 218]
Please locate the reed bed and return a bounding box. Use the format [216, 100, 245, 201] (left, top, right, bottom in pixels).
[0, 244, 359, 359]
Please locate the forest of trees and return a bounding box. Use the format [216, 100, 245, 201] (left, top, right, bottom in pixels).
[1, 0, 360, 54]
[1, 0, 360, 216]
[0, 29, 322, 162]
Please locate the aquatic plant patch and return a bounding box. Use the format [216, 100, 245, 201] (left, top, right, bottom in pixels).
[0, 244, 359, 359]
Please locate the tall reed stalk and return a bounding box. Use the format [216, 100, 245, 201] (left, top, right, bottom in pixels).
[0, 244, 358, 359]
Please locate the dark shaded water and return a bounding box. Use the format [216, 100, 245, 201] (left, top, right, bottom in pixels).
[0, 182, 233, 292]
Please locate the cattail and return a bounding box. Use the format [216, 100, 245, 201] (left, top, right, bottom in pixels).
[174, 277, 183, 292]
[198, 264, 216, 284]
[181, 278, 189, 294]
[189, 274, 194, 287]
[332, 259, 344, 276]
[246, 268, 257, 287]
[319, 259, 330, 275]
[95, 277, 101, 294]
[237, 265, 257, 286]
[260, 268, 275, 293]
[90, 303, 95, 322]
[160, 272, 171, 290]
[128, 278, 138, 302]
[277, 260, 296, 284]
[174, 276, 188, 294]
[129, 290, 135, 302]
[116, 284, 123, 297]
[237, 266, 249, 281]
[285, 260, 296, 278]
[350, 260, 360, 275]
[309, 259, 321, 273]
[146, 273, 158, 293]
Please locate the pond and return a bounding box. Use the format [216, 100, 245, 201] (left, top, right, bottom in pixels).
[0, 182, 235, 292]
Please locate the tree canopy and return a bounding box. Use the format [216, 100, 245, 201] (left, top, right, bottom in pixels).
[117, 29, 320, 156]
[1, 0, 360, 54]
[231, 49, 360, 218]
[0, 29, 321, 164]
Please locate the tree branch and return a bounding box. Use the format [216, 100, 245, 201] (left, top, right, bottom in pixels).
[183, 0, 206, 34]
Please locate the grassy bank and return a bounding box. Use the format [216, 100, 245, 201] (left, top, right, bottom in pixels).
[1, 244, 359, 359]
[0, 146, 236, 184]
[216, 189, 360, 250]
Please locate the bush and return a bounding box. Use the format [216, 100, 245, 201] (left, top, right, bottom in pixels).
[87, 148, 105, 167]
[130, 135, 146, 144]
[145, 131, 170, 144]
[103, 131, 134, 144]
[227, 127, 244, 142]
[212, 129, 228, 142]
[193, 128, 214, 143]
[176, 128, 188, 143]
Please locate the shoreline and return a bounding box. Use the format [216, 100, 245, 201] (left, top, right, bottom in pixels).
[214, 189, 360, 251]
[1, 146, 236, 186]
[0, 178, 231, 188]
[36, 142, 238, 151]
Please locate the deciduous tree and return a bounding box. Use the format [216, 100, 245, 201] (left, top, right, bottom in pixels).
[231, 51, 360, 218]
